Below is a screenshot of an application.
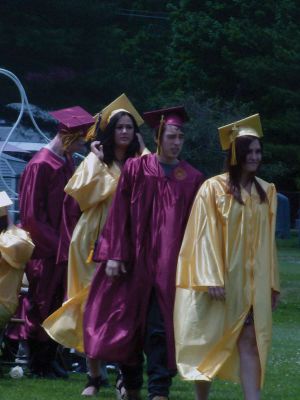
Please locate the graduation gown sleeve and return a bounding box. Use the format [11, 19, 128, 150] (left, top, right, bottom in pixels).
[19, 163, 59, 259]
[269, 184, 280, 292]
[176, 179, 225, 290]
[65, 152, 118, 212]
[0, 226, 34, 269]
[0, 226, 34, 319]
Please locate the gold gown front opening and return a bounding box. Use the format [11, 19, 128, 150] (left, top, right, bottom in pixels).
[174, 173, 280, 387]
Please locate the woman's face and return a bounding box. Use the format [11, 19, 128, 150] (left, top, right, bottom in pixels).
[114, 114, 135, 148]
[241, 138, 262, 174]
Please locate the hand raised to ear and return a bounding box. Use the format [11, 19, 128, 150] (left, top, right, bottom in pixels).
[91, 141, 104, 161]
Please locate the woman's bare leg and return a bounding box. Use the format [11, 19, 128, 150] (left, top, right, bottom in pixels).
[86, 357, 102, 377]
[237, 324, 261, 400]
[81, 358, 102, 396]
[194, 381, 211, 400]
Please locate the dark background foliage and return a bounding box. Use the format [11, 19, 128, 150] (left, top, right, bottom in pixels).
[0, 0, 299, 190]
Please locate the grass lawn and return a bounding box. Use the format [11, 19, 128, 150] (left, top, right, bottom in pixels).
[1, 236, 299, 399]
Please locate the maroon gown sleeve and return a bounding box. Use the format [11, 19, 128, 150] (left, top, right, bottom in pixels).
[93, 158, 137, 263]
[19, 162, 59, 259]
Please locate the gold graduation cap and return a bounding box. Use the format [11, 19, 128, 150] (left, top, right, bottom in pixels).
[218, 114, 263, 165]
[100, 93, 144, 130]
[0, 191, 13, 217]
[86, 94, 144, 141]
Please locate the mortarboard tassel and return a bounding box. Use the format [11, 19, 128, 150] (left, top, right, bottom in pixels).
[85, 113, 101, 142]
[86, 243, 95, 264]
[230, 125, 239, 166]
[156, 115, 165, 155]
[231, 140, 237, 165]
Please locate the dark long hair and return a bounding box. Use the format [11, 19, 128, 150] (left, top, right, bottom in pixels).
[0, 215, 8, 232]
[97, 111, 140, 166]
[225, 135, 267, 205]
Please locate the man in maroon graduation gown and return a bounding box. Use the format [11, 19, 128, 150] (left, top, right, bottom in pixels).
[84, 106, 205, 399]
[19, 106, 94, 377]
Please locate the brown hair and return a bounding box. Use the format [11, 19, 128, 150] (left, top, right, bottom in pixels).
[0, 215, 8, 232]
[225, 135, 267, 205]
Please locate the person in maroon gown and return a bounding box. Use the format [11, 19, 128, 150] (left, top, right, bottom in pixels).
[19, 106, 94, 377]
[84, 106, 205, 399]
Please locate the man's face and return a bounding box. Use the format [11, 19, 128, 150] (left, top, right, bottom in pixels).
[159, 124, 185, 161]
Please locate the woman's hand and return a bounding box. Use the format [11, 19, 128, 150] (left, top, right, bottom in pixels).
[91, 141, 104, 161]
[105, 259, 127, 278]
[136, 133, 146, 154]
[208, 286, 226, 301]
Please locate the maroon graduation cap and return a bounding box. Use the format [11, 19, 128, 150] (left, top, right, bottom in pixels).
[49, 106, 94, 132]
[143, 106, 188, 129]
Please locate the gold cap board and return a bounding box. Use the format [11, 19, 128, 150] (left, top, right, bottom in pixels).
[86, 94, 144, 141]
[218, 113, 263, 151]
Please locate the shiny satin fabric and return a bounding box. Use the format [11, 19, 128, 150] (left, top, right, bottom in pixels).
[43, 152, 121, 351]
[174, 173, 280, 387]
[0, 226, 34, 326]
[43, 149, 150, 350]
[84, 153, 204, 368]
[56, 194, 81, 264]
[19, 148, 75, 260]
[18, 147, 75, 341]
[65, 152, 121, 299]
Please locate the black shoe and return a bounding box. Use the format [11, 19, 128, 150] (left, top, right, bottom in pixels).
[29, 369, 43, 379]
[115, 371, 128, 400]
[42, 371, 57, 379]
[50, 360, 69, 379]
[100, 377, 110, 388]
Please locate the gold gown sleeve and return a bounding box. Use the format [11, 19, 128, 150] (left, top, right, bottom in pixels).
[0, 225, 34, 269]
[176, 180, 225, 290]
[269, 184, 280, 292]
[65, 152, 118, 211]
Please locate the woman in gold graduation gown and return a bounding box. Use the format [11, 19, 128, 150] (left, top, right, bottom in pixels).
[43, 94, 148, 396]
[174, 114, 280, 400]
[0, 192, 34, 329]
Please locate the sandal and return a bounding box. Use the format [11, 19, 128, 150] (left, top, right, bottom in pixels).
[81, 375, 102, 396]
[115, 370, 141, 400]
[115, 371, 128, 400]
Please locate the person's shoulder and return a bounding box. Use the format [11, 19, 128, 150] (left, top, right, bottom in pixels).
[23, 149, 65, 179]
[180, 160, 205, 180]
[200, 173, 228, 194]
[255, 176, 276, 193]
[23, 149, 49, 172]
[125, 152, 153, 168]
[28, 148, 66, 170]
[26, 148, 52, 166]
[122, 153, 150, 178]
